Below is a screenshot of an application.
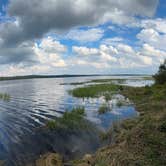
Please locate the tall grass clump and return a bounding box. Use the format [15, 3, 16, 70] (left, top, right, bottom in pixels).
[47, 107, 87, 130]
[98, 103, 111, 114]
[116, 100, 125, 107]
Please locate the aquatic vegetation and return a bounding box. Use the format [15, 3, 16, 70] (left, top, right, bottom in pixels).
[60, 81, 87, 85]
[70, 84, 119, 98]
[90, 78, 127, 83]
[116, 100, 124, 107]
[98, 103, 111, 114]
[0, 93, 10, 101]
[90, 77, 153, 83]
[47, 107, 88, 130]
[103, 92, 112, 101]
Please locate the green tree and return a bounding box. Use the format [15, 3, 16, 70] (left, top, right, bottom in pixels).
[154, 60, 166, 84]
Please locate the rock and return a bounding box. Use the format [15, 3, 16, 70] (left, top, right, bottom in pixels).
[36, 153, 63, 166]
[82, 154, 94, 165]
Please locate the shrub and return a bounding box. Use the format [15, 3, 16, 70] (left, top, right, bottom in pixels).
[154, 60, 166, 84]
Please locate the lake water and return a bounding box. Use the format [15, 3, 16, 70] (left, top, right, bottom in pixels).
[0, 76, 153, 165]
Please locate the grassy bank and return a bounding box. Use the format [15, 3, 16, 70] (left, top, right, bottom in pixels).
[70, 83, 166, 166]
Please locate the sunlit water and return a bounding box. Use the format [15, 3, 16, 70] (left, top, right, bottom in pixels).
[0, 76, 153, 165]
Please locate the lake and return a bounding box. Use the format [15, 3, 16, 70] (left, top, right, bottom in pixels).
[0, 76, 153, 165]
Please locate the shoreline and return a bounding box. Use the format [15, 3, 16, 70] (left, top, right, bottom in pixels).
[31, 82, 165, 166]
[0, 74, 152, 82]
[70, 83, 166, 166]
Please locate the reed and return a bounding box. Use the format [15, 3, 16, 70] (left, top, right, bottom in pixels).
[0, 93, 10, 101]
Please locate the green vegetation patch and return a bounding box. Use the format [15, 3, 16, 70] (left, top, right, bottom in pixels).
[70, 84, 119, 98]
[47, 107, 89, 130]
[98, 103, 111, 114]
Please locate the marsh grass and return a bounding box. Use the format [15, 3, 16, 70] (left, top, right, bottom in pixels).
[116, 100, 125, 107]
[98, 103, 111, 114]
[99, 128, 112, 141]
[47, 107, 88, 130]
[91, 79, 126, 83]
[70, 84, 119, 98]
[0, 93, 10, 101]
[60, 82, 87, 85]
[103, 92, 112, 101]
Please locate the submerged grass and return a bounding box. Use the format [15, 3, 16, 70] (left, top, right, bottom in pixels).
[0, 93, 10, 101]
[71, 83, 166, 166]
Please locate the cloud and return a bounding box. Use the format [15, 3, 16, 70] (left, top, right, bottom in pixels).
[102, 37, 124, 46]
[72, 46, 99, 56]
[0, 41, 37, 65]
[0, 36, 68, 76]
[99, 44, 118, 55]
[0, 64, 51, 77]
[141, 18, 166, 34]
[66, 28, 104, 42]
[134, 18, 166, 62]
[0, 0, 163, 76]
[117, 44, 135, 54]
[137, 28, 166, 50]
[0, 0, 158, 46]
[140, 44, 166, 65]
[34, 37, 67, 67]
[39, 36, 67, 53]
[71, 35, 166, 71]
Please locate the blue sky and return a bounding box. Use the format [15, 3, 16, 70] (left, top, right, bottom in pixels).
[0, 0, 165, 76]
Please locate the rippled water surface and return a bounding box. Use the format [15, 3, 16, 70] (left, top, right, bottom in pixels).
[0, 76, 153, 165]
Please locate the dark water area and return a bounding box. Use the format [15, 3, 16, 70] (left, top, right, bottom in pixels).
[0, 76, 152, 165]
